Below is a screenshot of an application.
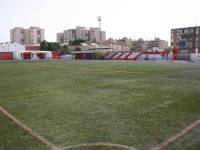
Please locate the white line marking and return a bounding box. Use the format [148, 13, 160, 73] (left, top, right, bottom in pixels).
[0, 106, 62, 150]
[62, 142, 139, 150]
[151, 118, 200, 150]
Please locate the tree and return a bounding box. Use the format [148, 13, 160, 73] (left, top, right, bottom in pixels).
[75, 47, 81, 51]
[40, 40, 48, 51]
[164, 46, 172, 51]
[70, 39, 86, 46]
[40, 40, 60, 51]
[95, 51, 106, 60]
[131, 47, 141, 51]
[60, 45, 70, 54]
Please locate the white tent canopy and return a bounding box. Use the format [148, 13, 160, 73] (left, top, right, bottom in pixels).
[0, 42, 25, 52]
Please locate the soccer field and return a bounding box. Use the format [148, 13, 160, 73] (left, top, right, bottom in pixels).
[0, 60, 200, 150]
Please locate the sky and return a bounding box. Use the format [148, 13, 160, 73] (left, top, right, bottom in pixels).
[0, 0, 200, 42]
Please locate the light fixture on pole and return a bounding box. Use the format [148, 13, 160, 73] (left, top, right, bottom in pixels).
[97, 16, 102, 42]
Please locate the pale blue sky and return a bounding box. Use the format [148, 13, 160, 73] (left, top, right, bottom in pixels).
[0, 0, 200, 42]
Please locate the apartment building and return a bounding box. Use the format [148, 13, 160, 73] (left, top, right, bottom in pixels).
[65, 29, 76, 42]
[10, 27, 25, 44]
[171, 26, 200, 54]
[132, 38, 168, 50]
[101, 38, 132, 51]
[132, 39, 148, 50]
[88, 28, 106, 42]
[101, 31, 106, 42]
[76, 26, 89, 41]
[147, 38, 168, 50]
[10, 27, 44, 46]
[119, 37, 133, 47]
[88, 28, 100, 42]
[57, 32, 64, 44]
[57, 26, 106, 45]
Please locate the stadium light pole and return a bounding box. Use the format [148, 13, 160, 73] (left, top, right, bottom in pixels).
[97, 16, 102, 42]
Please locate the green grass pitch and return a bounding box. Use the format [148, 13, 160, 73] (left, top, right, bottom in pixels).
[0, 60, 200, 150]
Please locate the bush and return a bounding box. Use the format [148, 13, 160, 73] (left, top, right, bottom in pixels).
[75, 47, 81, 51]
[95, 51, 106, 60]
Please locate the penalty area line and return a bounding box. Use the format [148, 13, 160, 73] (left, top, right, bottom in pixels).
[61, 142, 139, 150]
[0, 106, 62, 150]
[151, 118, 200, 150]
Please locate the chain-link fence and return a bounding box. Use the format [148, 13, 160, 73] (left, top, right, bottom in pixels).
[191, 54, 200, 64]
[136, 53, 200, 64]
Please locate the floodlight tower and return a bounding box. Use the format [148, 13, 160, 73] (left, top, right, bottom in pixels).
[97, 16, 102, 41]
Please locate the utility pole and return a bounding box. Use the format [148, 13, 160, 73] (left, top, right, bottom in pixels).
[97, 16, 102, 42]
[112, 39, 114, 51]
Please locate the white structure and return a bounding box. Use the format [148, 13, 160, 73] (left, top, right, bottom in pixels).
[0, 42, 57, 60]
[0, 42, 25, 52]
[10, 27, 45, 46]
[25, 51, 53, 60]
[57, 26, 106, 45]
[0, 42, 25, 60]
[68, 42, 111, 52]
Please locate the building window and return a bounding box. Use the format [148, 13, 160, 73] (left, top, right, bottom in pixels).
[30, 39, 34, 44]
[196, 28, 199, 34]
[37, 38, 41, 43]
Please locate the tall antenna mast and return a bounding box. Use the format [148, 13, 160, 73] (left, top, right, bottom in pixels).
[97, 16, 102, 41]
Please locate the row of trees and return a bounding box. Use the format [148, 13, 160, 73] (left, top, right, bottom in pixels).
[40, 40, 70, 54]
[40, 39, 84, 54]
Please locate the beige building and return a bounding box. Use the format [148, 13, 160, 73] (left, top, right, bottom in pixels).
[10, 27, 45, 46]
[57, 28, 81, 45]
[88, 27, 106, 42]
[101, 38, 132, 51]
[57, 26, 106, 45]
[56, 32, 64, 44]
[132, 39, 148, 50]
[147, 38, 168, 50]
[76, 26, 89, 41]
[132, 38, 168, 50]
